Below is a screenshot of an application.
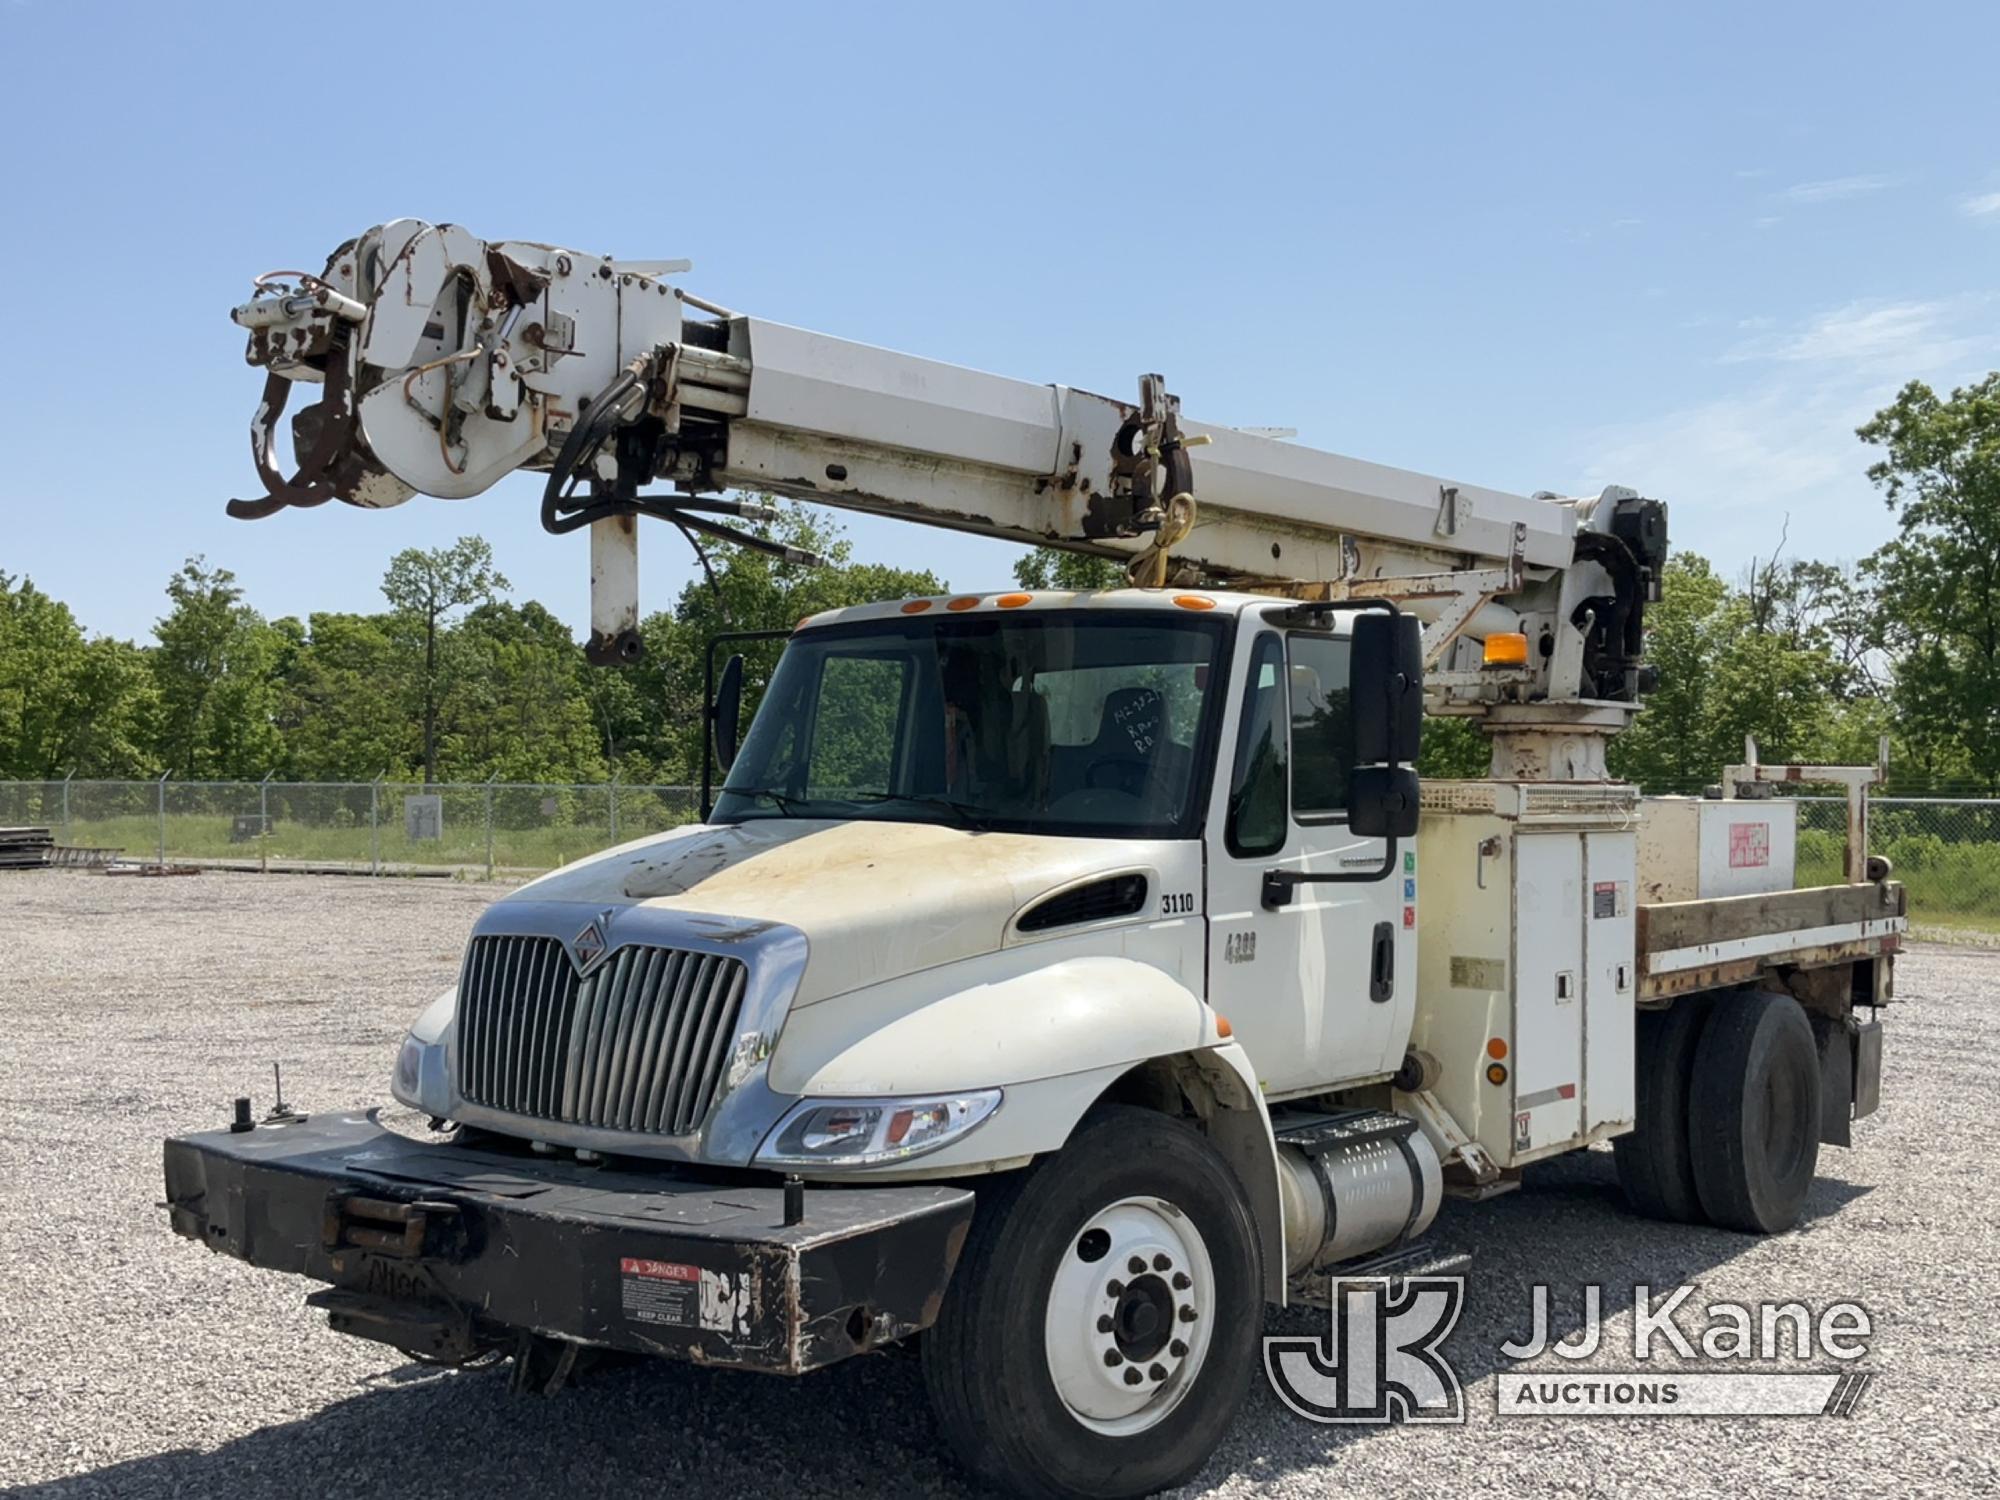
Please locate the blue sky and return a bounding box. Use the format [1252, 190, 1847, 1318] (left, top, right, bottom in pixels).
[4, 1, 1997, 642]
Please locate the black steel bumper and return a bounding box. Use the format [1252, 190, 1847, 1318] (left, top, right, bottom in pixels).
[163, 1111, 974, 1375]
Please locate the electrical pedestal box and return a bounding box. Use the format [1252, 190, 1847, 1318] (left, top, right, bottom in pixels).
[1410, 782, 1640, 1169]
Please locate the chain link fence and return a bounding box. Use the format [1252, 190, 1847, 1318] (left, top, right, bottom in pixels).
[1, 782, 1995, 926]
[1793, 794, 2000, 932]
[0, 778, 700, 877]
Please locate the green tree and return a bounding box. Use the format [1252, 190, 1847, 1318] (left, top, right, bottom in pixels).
[1012, 548, 1128, 591]
[1858, 375, 2000, 790]
[635, 503, 946, 782]
[1610, 553, 1871, 789]
[446, 601, 606, 782]
[381, 537, 507, 785]
[148, 558, 284, 777]
[271, 612, 409, 779]
[0, 574, 152, 778]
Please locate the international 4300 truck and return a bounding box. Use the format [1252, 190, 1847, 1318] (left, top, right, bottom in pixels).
[165, 222, 1903, 1498]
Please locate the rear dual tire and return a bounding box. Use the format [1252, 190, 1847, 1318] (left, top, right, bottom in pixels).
[1616, 988, 1821, 1234]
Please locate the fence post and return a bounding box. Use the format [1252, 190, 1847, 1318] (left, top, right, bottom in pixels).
[485, 774, 497, 881]
[156, 771, 170, 869]
[260, 771, 274, 874]
[609, 772, 620, 846]
[371, 775, 383, 877]
[60, 771, 72, 845]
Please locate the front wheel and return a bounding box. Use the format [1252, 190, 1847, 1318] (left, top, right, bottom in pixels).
[922, 1104, 1264, 1499]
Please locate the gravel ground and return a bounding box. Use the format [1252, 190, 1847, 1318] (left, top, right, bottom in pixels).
[2, 870, 1995, 1499]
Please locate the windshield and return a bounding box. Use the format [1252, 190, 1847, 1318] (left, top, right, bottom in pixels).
[714, 610, 1230, 838]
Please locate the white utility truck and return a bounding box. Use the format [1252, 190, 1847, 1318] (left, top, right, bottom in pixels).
[165, 221, 1905, 1498]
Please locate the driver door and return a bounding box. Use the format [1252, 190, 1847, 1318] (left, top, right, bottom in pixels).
[1204, 620, 1409, 1097]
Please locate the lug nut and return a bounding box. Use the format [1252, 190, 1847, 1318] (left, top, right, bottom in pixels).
[1149, 1363, 1167, 1382]
[1106, 1279, 1124, 1298]
[1152, 1254, 1171, 1272]
[1179, 1305, 1198, 1323]
[1172, 1272, 1191, 1290]
[1097, 1314, 1114, 1334]
[1123, 1368, 1143, 1386]
[1103, 1349, 1122, 1367]
[1170, 1339, 1188, 1358]
[1128, 1256, 1147, 1275]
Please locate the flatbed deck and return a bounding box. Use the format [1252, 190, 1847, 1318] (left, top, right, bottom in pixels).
[1636, 880, 1906, 1003]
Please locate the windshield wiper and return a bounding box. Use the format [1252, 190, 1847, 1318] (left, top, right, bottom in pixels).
[719, 786, 806, 815]
[848, 792, 992, 830]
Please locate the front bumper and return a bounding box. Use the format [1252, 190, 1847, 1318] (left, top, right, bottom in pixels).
[163, 1111, 974, 1374]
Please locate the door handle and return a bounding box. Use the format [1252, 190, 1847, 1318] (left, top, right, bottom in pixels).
[1369, 920, 1394, 1003]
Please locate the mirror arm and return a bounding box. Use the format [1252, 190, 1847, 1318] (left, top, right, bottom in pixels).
[1262, 835, 1400, 908]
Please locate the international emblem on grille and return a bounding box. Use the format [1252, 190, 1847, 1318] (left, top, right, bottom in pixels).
[572, 920, 608, 973]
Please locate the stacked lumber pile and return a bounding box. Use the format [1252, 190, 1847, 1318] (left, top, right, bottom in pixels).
[0, 827, 55, 870]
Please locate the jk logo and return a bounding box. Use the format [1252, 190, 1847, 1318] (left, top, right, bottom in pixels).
[1264, 1276, 1466, 1424]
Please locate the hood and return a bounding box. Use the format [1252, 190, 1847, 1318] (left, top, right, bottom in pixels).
[508, 819, 1176, 1006]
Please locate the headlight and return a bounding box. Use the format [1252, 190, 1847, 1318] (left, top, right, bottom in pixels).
[755, 1090, 1002, 1168]
[393, 1035, 425, 1101]
[390, 986, 458, 1117]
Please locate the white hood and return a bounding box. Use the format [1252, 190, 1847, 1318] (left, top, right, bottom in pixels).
[508, 819, 1188, 1006]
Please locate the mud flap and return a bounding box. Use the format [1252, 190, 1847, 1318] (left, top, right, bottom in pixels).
[1813, 1014, 1885, 1147]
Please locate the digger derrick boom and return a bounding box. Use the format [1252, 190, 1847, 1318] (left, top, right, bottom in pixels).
[229, 219, 1665, 721]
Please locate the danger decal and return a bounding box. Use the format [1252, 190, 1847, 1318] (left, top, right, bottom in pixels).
[620, 1258, 700, 1327]
[1728, 822, 1771, 869]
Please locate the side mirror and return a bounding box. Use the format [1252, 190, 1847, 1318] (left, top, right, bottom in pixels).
[712, 653, 745, 771]
[1349, 765, 1420, 839]
[1350, 612, 1423, 766]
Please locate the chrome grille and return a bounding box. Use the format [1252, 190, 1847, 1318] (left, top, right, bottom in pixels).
[457, 935, 748, 1136]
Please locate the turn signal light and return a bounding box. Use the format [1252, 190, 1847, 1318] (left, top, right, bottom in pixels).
[1485, 1062, 1509, 1086]
[1483, 632, 1529, 667]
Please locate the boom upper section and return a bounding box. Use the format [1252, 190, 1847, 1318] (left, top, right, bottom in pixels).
[229, 219, 1665, 718]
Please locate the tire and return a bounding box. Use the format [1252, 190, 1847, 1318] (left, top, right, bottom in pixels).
[922, 1105, 1263, 1499]
[1614, 995, 1713, 1224]
[1688, 990, 1822, 1234]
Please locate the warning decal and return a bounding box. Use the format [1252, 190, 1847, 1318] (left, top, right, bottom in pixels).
[1592, 880, 1627, 919]
[1729, 821, 1771, 868]
[620, 1258, 700, 1328]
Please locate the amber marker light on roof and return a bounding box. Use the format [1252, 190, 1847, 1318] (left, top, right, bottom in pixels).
[1484, 632, 1529, 667]
[1173, 594, 1216, 610]
[997, 593, 1032, 608]
[946, 596, 981, 611]
[900, 599, 933, 614]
